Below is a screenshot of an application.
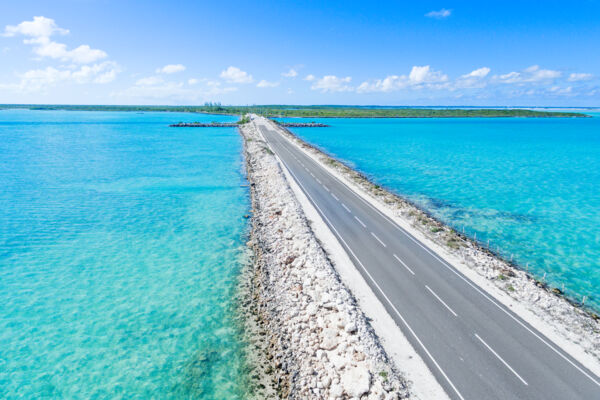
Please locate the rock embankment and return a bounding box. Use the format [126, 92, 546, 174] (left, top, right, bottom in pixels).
[238, 121, 409, 399]
[277, 122, 330, 127]
[169, 122, 239, 127]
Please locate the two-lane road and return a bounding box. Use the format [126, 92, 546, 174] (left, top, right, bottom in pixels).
[254, 117, 600, 400]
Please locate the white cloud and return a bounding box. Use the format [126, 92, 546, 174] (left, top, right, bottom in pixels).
[3, 16, 69, 37]
[13, 61, 119, 92]
[188, 78, 199, 85]
[357, 75, 407, 93]
[568, 72, 593, 82]
[464, 67, 490, 79]
[72, 61, 119, 84]
[525, 65, 561, 80]
[425, 9, 452, 19]
[455, 67, 490, 88]
[27, 37, 107, 63]
[497, 71, 521, 84]
[136, 76, 164, 86]
[549, 86, 573, 95]
[304, 74, 316, 81]
[282, 68, 298, 78]
[409, 65, 448, 84]
[4, 16, 107, 64]
[311, 75, 353, 92]
[114, 78, 237, 103]
[220, 66, 253, 83]
[496, 65, 561, 84]
[156, 64, 186, 74]
[257, 79, 280, 88]
[358, 65, 449, 93]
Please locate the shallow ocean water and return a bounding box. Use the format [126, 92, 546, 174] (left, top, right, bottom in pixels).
[281, 113, 600, 310]
[0, 110, 250, 398]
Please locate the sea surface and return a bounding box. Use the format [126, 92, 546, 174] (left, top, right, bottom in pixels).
[0, 110, 250, 398]
[280, 113, 600, 311]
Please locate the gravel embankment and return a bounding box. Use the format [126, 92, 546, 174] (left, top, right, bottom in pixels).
[238, 121, 410, 399]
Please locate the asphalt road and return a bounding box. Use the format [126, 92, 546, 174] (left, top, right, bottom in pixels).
[254, 117, 600, 400]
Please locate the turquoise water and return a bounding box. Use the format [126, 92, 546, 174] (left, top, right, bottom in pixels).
[281, 114, 600, 311]
[0, 110, 250, 398]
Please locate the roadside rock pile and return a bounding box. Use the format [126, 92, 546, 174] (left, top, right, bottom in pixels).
[239, 121, 410, 399]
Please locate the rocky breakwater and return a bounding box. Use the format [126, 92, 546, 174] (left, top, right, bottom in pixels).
[169, 122, 239, 127]
[238, 121, 409, 399]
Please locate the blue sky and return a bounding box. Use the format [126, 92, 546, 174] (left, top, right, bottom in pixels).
[1, 0, 599, 106]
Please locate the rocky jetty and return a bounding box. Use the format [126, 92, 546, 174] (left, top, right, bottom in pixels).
[169, 122, 239, 127]
[238, 121, 409, 399]
[277, 122, 330, 127]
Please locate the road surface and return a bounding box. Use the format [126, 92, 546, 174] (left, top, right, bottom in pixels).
[254, 117, 600, 400]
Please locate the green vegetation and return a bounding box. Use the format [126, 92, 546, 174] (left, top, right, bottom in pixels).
[0, 104, 589, 118]
[378, 371, 388, 382]
[237, 115, 251, 124]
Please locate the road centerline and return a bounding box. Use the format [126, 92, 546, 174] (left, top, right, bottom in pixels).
[475, 334, 529, 386]
[425, 285, 458, 317]
[354, 215, 367, 228]
[371, 232, 387, 247]
[393, 254, 415, 275]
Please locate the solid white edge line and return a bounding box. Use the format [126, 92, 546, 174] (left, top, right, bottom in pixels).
[354, 215, 367, 228]
[393, 254, 416, 276]
[425, 285, 458, 317]
[270, 146, 465, 400]
[475, 333, 529, 386]
[371, 232, 387, 248]
[270, 124, 600, 387]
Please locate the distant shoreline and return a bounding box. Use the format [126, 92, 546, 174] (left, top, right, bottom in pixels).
[0, 104, 590, 118]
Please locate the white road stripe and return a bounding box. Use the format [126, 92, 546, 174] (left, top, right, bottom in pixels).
[310, 172, 315, 178]
[425, 285, 458, 317]
[354, 216, 366, 228]
[316, 178, 322, 184]
[323, 185, 330, 192]
[331, 193, 339, 201]
[371, 232, 387, 247]
[393, 254, 415, 275]
[475, 334, 529, 386]
[341, 203, 351, 213]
